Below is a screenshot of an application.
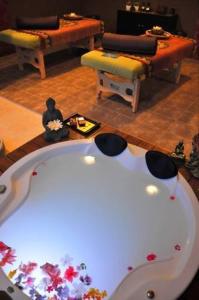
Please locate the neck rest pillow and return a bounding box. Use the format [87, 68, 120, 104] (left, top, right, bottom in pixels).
[95, 133, 127, 156]
[15, 16, 59, 30]
[145, 150, 178, 179]
[102, 32, 158, 55]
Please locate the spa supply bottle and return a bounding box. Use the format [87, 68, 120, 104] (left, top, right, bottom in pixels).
[141, 2, 146, 11]
[133, 1, 140, 12]
[125, 0, 132, 11]
[145, 2, 151, 12]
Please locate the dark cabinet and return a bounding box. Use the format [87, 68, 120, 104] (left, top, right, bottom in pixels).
[117, 10, 178, 35]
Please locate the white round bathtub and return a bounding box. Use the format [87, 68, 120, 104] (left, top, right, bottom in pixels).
[0, 139, 198, 300]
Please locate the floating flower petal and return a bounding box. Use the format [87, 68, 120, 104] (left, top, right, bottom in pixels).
[0, 248, 16, 266]
[0, 241, 10, 253]
[20, 262, 38, 275]
[64, 266, 78, 282]
[146, 253, 157, 261]
[174, 244, 181, 251]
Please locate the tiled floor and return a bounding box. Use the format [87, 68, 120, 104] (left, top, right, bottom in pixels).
[0, 48, 198, 156]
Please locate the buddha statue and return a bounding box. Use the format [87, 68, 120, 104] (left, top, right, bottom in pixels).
[186, 134, 199, 178]
[171, 140, 186, 161]
[42, 98, 69, 142]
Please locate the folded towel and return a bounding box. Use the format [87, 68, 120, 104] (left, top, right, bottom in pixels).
[102, 33, 158, 55]
[16, 16, 59, 30]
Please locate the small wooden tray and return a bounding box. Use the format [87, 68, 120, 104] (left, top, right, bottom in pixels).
[64, 113, 101, 136]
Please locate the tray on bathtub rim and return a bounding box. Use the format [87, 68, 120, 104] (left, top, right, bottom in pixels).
[64, 113, 101, 136]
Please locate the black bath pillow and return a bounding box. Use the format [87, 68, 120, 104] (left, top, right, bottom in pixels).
[16, 16, 59, 30]
[95, 133, 127, 156]
[145, 150, 178, 179]
[102, 32, 158, 55]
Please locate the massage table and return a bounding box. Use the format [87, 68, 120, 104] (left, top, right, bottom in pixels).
[0, 18, 102, 79]
[81, 36, 195, 112]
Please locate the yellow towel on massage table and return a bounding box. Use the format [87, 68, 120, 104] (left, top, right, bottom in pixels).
[81, 50, 145, 80]
[0, 29, 40, 49]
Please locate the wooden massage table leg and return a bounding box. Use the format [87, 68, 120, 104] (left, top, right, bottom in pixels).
[88, 36, 94, 50]
[173, 61, 182, 84]
[164, 61, 182, 84]
[155, 61, 182, 84]
[15, 47, 46, 79]
[96, 70, 141, 113]
[75, 36, 95, 50]
[35, 49, 46, 79]
[16, 47, 24, 71]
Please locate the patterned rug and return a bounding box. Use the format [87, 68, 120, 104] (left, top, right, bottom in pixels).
[0, 96, 43, 154]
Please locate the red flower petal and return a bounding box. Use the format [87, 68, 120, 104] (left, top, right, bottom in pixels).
[64, 266, 78, 282]
[174, 244, 181, 251]
[32, 171, 37, 176]
[0, 249, 16, 266]
[0, 241, 10, 253]
[147, 253, 157, 261]
[47, 285, 54, 292]
[128, 266, 133, 271]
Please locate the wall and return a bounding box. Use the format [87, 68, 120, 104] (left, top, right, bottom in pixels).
[0, 0, 13, 55]
[5, 0, 199, 37]
[0, 0, 9, 29]
[78, 0, 199, 38]
[7, 0, 81, 25]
